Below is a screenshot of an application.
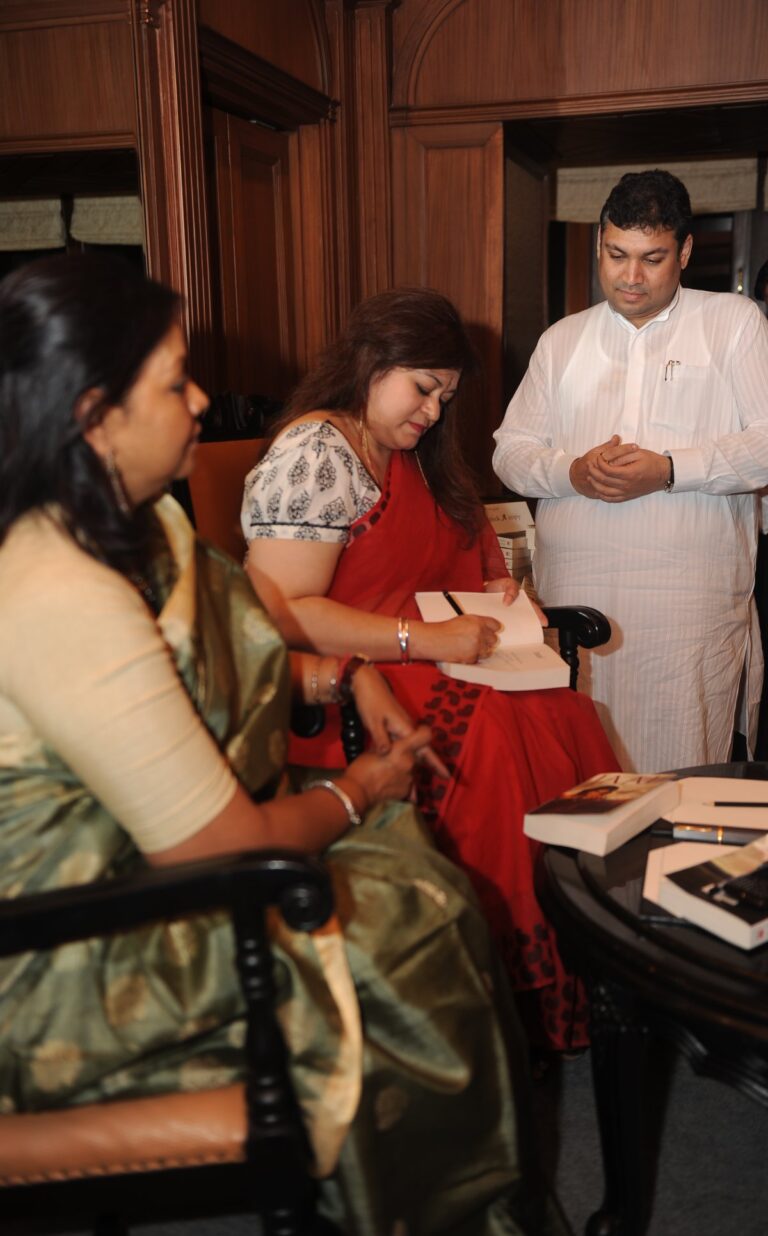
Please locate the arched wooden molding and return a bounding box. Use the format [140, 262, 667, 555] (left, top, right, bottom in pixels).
[392, 0, 461, 113]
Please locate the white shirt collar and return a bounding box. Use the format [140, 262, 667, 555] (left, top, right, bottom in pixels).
[608, 284, 681, 335]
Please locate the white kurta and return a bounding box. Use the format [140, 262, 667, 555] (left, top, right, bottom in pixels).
[493, 287, 768, 772]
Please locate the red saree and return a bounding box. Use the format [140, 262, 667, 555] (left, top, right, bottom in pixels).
[290, 450, 620, 1051]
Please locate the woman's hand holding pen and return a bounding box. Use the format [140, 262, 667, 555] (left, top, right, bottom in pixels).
[411, 615, 502, 664]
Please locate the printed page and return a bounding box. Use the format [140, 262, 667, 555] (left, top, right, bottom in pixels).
[454, 591, 544, 650]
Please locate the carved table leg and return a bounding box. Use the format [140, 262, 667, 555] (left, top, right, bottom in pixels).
[585, 979, 654, 1236]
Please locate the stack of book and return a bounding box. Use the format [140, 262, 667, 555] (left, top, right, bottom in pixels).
[483, 500, 535, 584]
[523, 770, 768, 949]
[524, 773, 768, 857]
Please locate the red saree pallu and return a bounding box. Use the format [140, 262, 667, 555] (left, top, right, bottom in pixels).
[290, 451, 620, 1051]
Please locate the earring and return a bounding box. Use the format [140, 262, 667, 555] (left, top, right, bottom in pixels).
[358, 414, 374, 475]
[105, 450, 132, 516]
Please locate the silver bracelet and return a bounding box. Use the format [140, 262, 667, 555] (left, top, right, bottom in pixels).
[327, 659, 341, 703]
[309, 665, 321, 704]
[305, 778, 363, 828]
[397, 616, 410, 663]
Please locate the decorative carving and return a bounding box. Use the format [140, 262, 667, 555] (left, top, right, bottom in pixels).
[138, 0, 164, 29]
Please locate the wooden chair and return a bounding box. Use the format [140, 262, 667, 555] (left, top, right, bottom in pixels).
[0, 850, 342, 1236]
[187, 438, 266, 562]
[540, 604, 611, 691]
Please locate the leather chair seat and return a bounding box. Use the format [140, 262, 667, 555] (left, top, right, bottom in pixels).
[0, 1084, 246, 1186]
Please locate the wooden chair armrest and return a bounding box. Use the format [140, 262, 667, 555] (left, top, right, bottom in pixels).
[541, 605, 611, 691]
[290, 702, 365, 764]
[0, 849, 336, 1231]
[0, 849, 332, 956]
[541, 605, 611, 651]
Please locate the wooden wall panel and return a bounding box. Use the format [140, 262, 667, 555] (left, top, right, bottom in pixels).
[289, 120, 341, 369]
[392, 0, 768, 116]
[392, 121, 503, 489]
[504, 158, 548, 403]
[0, 17, 135, 144]
[198, 0, 328, 94]
[132, 0, 214, 390]
[352, 0, 395, 296]
[209, 111, 298, 400]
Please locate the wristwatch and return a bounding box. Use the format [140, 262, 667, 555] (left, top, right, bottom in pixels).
[663, 453, 675, 493]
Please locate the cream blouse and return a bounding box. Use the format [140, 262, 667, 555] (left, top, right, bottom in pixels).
[0, 509, 237, 853]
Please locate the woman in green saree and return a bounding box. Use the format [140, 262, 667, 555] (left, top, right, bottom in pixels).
[0, 254, 569, 1236]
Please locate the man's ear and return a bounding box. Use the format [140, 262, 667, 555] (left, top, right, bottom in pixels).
[679, 233, 693, 270]
[596, 226, 602, 260]
[75, 388, 110, 460]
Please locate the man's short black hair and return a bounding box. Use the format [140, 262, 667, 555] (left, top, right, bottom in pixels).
[754, 259, 768, 303]
[600, 169, 692, 246]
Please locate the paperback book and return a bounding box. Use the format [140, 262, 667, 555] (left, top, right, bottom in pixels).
[524, 772, 680, 856]
[414, 589, 569, 691]
[525, 774, 768, 857]
[656, 833, 768, 949]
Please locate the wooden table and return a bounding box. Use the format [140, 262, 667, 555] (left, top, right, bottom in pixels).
[538, 762, 768, 1236]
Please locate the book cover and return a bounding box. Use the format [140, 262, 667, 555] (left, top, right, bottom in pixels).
[414, 590, 569, 691]
[657, 834, 768, 949]
[523, 772, 680, 856]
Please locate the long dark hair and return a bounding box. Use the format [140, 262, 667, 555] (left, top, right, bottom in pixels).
[0, 252, 180, 574]
[277, 286, 482, 535]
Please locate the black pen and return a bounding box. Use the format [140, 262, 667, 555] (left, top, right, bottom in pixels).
[443, 591, 465, 616]
[712, 801, 768, 808]
[652, 823, 760, 845]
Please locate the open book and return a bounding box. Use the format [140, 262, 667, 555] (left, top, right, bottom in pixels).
[414, 590, 569, 690]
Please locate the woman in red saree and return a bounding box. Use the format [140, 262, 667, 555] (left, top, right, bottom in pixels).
[242, 288, 620, 1053]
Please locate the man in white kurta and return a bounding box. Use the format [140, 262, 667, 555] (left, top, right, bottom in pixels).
[493, 171, 768, 772]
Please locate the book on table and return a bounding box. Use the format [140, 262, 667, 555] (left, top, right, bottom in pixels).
[655, 833, 768, 949]
[525, 773, 768, 857]
[524, 772, 680, 855]
[414, 589, 569, 690]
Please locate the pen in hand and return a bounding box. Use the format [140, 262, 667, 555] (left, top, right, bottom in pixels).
[443, 591, 465, 616]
